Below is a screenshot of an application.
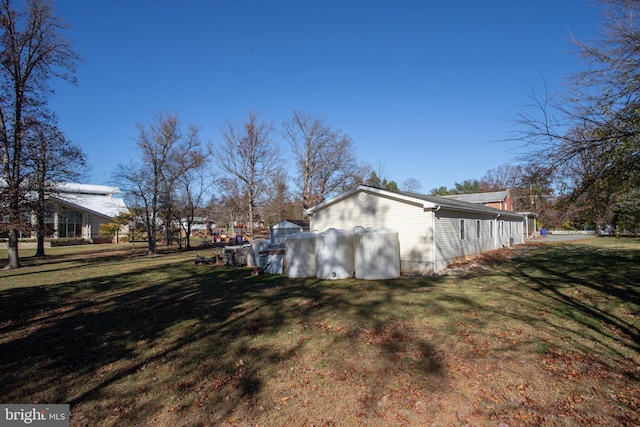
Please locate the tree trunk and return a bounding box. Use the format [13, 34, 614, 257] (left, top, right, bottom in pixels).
[147, 222, 157, 255]
[35, 230, 46, 257]
[5, 229, 20, 269]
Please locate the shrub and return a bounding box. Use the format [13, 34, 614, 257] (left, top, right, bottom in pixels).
[50, 238, 90, 247]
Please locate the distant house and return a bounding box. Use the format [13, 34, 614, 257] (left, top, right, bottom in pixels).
[174, 216, 211, 237]
[443, 190, 513, 211]
[0, 183, 127, 241]
[305, 185, 526, 275]
[441, 190, 538, 238]
[45, 183, 127, 240]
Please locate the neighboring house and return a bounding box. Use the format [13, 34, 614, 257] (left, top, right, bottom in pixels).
[304, 185, 526, 275]
[442, 190, 538, 238]
[443, 190, 513, 211]
[40, 183, 127, 241]
[173, 217, 211, 237]
[270, 219, 310, 246]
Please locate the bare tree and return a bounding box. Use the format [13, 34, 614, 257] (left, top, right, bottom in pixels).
[114, 112, 208, 255]
[481, 164, 530, 211]
[25, 119, 86, 256]
[171, 159, 212, 249]
[401, 177, 423, 193]
[261, 169, 300, 225]
[209, 177, 249, 237]
[218, 112, 282, 238]
[481, 164, 522, 192]
[515, 0, 640, 222]
[0, 0, 80, 269]
[113, 160, 154, 247]
[283, 111, 358, 210]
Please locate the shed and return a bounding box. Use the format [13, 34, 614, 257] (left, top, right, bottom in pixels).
[305, 185, 526, 274]
[269, 219, 310, 246]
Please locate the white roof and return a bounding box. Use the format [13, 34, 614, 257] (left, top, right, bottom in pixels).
[55, 192, 127, 219]
[57, 182, 122, 196]
[0, 180, 126, 219]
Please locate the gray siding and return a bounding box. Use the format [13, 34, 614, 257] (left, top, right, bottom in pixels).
[307, 186, 528, 275]
[434, 210, 498, 272]
[497, 218, 525, 247]
[309, 190, 435, 274]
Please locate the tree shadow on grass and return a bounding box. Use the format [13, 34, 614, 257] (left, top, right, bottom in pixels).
[512, 244, 639, 352]
[0, 254, 451, 425]
[461, 242, 640, 370]
[5, 240, 637, 424]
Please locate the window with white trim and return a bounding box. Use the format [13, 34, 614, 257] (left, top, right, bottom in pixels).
[476, 220, 481, 239]
[460, 219, 465, 240]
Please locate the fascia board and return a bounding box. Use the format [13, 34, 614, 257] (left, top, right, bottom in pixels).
[304, 185, 439, 215]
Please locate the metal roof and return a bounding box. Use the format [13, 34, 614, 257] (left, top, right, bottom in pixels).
[442, 190, 510, 205]
[57, 182, 122, 196]
[54, 192, 127, 219]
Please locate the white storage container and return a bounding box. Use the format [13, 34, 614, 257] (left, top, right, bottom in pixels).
[285, 232, 317, 278]
[354, 227, 400, 280]
[248, 239, 269, 268]
[316, 228, 354, 280]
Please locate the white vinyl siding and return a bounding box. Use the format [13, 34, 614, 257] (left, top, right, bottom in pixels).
[309, 190, 435, 274]
[308, 186, 528, 275]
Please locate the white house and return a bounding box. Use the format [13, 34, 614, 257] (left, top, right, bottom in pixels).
[304, 185, 526, 275]
[42, 183, 127, 241]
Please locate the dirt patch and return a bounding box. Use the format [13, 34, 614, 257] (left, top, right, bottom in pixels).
[443, 244, 538, 274]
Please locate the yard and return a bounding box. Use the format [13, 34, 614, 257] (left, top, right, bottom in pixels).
[0, 238, 638, 426]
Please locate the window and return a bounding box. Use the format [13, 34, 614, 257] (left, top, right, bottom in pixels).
[501, 220, 505, 236]
[58, 208, 82, 238]
[490, 221, 494, 238]
[476, 220, 481, 239]
[460, 219, 465, 240]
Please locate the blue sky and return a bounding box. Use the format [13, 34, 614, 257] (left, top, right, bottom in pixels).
[49, 0, 604, 192]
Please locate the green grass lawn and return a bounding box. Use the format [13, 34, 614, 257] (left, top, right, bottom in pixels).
[1, 238, 639, 426]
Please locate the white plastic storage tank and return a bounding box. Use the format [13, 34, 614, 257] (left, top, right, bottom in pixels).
[285, 232, 317, 278]
[354, 227, 400, 280]
[316, 228, 354, 280]
[248, 239, 269, 268]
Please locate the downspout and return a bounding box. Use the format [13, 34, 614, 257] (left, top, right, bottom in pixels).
[495, 213, 501, 249]
[432, 205, 441, 273]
